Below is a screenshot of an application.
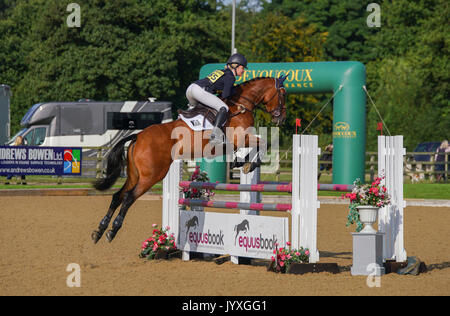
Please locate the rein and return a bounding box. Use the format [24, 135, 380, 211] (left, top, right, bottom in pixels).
[227, 78, 286, 118]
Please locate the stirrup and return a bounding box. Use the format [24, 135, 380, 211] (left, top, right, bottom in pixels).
[209, 128, 225, 146]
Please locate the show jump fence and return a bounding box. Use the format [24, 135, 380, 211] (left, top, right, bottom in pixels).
[162, 134, 407, 264]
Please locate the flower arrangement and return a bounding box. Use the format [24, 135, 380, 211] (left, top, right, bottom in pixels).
[139, 224, 177, 260]
[182, 165, 215, 200]
[342, 176, 391, 232]
[270, 242, 310, 273]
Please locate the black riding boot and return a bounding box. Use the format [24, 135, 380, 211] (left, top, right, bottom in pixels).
[210, 108, 228, 145]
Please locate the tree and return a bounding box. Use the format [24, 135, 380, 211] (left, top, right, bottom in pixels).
[365, 0, 449, 150]
[262, 0, 379, 63]
[0, 0, 230, 134]
[239, 12, 328, 145]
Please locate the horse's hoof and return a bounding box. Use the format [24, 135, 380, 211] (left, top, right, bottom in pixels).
[91, 231, 102, 244]
[242, 162, 252, 174]
[106, 230, 115, 243]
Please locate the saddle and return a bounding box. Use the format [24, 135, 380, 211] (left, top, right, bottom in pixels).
[178, 103, 218, 126]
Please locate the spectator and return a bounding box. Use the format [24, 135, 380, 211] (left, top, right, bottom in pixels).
[318, 144, 333, 180]
[435, 140, 449, 182]
[5, 136, 27, 185]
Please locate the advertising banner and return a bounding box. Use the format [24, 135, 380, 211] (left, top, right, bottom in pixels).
[0, 146, 82, 176]
[179, 211, 289, 260]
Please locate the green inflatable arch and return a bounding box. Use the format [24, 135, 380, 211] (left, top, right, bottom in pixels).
[198, 61, 366, 185]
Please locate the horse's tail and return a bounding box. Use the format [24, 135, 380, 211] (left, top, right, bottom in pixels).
[93, 134, 138, 191]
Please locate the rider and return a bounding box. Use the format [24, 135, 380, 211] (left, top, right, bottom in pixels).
[186, 53, 247, 145]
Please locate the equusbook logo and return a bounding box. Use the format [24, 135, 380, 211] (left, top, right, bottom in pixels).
[188, 229, 224, 246]
[234, 219, 278, 252]
[238, 233, 278, 252]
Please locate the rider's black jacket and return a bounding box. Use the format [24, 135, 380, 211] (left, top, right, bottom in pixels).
[195, 68, 236, 99]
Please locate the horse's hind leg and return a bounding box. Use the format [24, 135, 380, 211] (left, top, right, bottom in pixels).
[105, 176, 161, 242]
[105, 189, 136, 242]
[91, 186, 125, 243]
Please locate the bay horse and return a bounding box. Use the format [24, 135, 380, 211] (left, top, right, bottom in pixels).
[91, 76, 287, 243]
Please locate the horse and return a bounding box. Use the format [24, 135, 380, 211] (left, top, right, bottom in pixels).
[185, 215, 199, 239]
[91, 76, 287, 243]
[234, 219, 250, 245]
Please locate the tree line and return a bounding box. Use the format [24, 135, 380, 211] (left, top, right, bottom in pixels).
[0, 0, 448, 150]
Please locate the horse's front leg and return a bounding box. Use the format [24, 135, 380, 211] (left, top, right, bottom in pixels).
[232, 133, 266, 174]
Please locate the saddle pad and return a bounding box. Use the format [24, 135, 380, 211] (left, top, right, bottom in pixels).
[179, 114, 214, 131]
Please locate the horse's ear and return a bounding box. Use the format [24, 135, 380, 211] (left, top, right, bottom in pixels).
[277, 75, 287, 87]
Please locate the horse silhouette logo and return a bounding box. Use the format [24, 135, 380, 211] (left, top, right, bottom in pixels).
[234, 219, 250, 245]
[334, 121, 350, 131]
[185, 216, 199, 238]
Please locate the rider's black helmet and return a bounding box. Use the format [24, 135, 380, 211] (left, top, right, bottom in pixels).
[227, 53, 248, 69]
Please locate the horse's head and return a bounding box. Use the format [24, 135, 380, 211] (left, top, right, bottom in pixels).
[262, 75, 287, 126]
[231, 76, 287, 126]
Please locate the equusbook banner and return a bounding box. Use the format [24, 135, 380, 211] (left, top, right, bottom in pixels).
[0, 146, 82, 176]
[179, 211, 289, 259]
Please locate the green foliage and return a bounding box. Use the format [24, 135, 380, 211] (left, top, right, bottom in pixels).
[240, 12, 328, 145]
[0, 0, 229, 134]
[346, 203, 363, 233]
[365, 0, 449, 150]
[263, 0, 378, 63]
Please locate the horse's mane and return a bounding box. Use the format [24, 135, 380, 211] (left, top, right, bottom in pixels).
[236, 76, 274, 88]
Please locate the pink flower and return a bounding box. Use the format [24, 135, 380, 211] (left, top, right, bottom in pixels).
[286, 241, 291, 246]
[271, 256, 275, 261]
[152, 223, 158, 228]
[295, 252, 300, 256]
[279, 261, 285, 267]
[305, 250, 310, 256]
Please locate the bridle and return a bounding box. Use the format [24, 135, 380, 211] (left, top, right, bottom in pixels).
[228, 78, 286, 120]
